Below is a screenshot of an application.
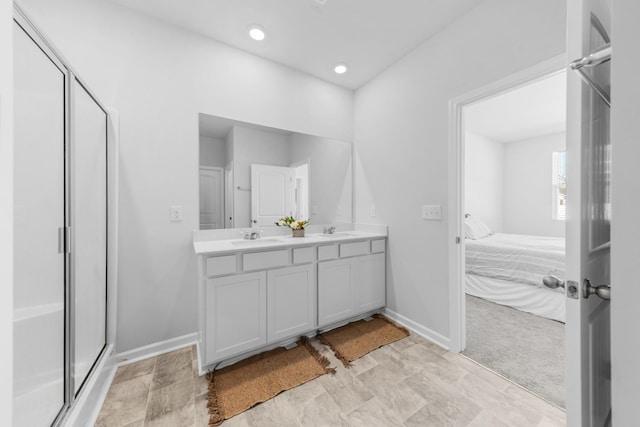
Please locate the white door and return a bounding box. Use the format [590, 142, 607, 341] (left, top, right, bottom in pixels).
[199, 167, 224, 230]
[251, 164, 294, 227]
[292, 162, 309, 220]
[566, 0, 612, 425]
[224, 162, 234, 228]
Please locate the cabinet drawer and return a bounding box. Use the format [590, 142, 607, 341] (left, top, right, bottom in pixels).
[340, 241, 370, 258]
[243, 250, 289, 271]
[371, 239, 386, 253]
[293, 247, 315, 264]
[318, 244, 339, 261]
[206, 255, 236, 277]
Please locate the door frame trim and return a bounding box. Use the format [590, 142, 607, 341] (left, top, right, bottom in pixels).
[447, 53, 567, 353]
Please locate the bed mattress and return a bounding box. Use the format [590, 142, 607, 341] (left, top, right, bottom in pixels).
[465, 233, 565, 289]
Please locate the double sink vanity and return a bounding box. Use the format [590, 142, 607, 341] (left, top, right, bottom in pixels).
[193, 225, 388, 373]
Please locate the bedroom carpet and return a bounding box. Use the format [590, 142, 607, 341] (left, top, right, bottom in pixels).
[463, 294, 565, 409]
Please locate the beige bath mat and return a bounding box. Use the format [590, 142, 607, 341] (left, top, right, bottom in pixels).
[318, 314, 410, 367]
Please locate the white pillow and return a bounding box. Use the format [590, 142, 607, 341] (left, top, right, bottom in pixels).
[465, 215, 492, 240]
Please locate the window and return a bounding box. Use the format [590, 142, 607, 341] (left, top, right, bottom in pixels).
[552, 151, 567, 220]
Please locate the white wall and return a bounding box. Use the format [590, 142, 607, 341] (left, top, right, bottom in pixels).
[464, 132, 504, 233]
[0, 0, 13, 423]
[198, 136, 226, 168]
[232, 125, 291, 228]
[225, 128, 234, 165]
[611, 0, 640, 423]
[19, 0, 354, 352]
[354, 0, 566, 341]
[289, 133, 353, 225]
[503, 132, 566, 237]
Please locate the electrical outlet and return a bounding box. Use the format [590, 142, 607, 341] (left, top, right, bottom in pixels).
[170, 206, 183, 222]
[422, 205, 442, 220]
[370, 206, 376, 217]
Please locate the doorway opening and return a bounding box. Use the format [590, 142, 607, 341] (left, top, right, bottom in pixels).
[451, 64, 568, 408]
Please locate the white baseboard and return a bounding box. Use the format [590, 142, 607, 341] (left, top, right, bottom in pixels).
[115, 333, 199, 367]
[383, 308, 450, 351]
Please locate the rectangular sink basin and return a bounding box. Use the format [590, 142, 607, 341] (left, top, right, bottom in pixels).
[231, 238, 284, 245]
[318, 233, 358, 239]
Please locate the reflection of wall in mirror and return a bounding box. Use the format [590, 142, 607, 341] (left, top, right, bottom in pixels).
[200, 136, 226, 168]
[290, 133, 352, 224]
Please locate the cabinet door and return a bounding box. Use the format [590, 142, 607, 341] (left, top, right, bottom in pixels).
[267, 264, 316, 342]
[318, 258, 356, 327]
[354, 253, 386, 315]
[205, 272, 267, 364]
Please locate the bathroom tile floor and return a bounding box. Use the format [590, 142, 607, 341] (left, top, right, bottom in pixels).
[96, 333, 565, 426]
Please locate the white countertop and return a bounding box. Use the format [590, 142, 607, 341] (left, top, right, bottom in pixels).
[193, 230, 387, 256]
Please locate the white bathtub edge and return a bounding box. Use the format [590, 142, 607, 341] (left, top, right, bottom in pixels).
[63, 344, 116, 427]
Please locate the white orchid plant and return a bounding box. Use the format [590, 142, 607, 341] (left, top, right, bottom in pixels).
[275, 216, 309, 230]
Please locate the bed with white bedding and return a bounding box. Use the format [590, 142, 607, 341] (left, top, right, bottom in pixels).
[465, 233, 566, 323]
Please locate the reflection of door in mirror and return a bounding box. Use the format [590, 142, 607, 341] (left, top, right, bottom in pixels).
[224, 161, 234, 228]
[251, 164, 295, 227]
[293, 162, 309, 220]
[199, 166, 224, 229]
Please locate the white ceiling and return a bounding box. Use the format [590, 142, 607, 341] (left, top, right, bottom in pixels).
[464, 71, 567, 143]
[109, 0, 485, 90]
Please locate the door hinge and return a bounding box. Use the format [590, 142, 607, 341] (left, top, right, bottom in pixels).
[456, 236, 461, 244]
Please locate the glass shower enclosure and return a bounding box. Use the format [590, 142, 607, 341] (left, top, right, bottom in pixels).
[12, 6, 109, 426]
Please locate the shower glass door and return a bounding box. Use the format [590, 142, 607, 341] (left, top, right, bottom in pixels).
[13, 19, 67, 427]
[72, 79, 108, 395]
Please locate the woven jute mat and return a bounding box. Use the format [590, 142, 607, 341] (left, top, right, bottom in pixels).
[207, 337, 334, 425]
[318, 314, 410, 367]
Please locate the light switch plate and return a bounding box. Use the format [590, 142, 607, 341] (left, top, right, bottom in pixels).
[422, 205, 441, 220]
[170, 206, 183, 222]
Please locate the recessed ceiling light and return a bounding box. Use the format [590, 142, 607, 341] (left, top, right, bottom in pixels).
[248, 25, 266, 41]
[334, 64, 348, 74]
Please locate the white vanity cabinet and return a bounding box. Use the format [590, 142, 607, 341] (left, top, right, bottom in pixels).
[354, 252, 386, 313]
[195, 232, 387, 371]
[267, 264, 316, 342]
[205, 272, 267, 363]
[201, 247, 318, 366]
[318, 257, 356, 326]
[318, 240, 386, 327]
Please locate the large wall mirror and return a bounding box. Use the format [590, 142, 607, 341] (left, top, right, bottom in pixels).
[198, 113, 353, 230]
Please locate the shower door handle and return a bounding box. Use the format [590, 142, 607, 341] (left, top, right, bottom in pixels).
[58, 226, 71, 254]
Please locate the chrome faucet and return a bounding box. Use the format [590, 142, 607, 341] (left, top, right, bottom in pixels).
[243, 230, 261, 240]
[323, 226, 336, 234]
